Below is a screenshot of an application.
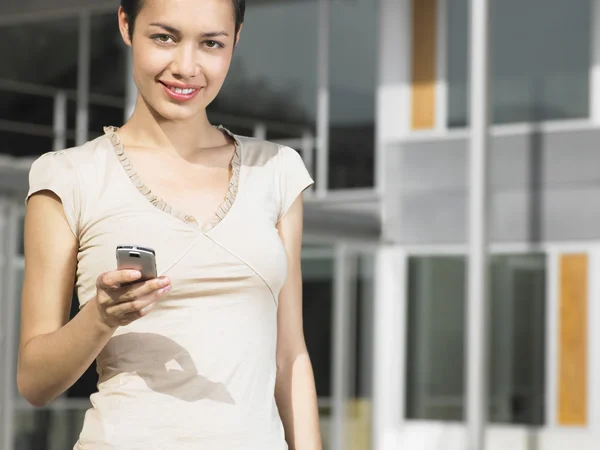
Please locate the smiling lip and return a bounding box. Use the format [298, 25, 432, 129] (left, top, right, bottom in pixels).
[159, 81, 201, 102]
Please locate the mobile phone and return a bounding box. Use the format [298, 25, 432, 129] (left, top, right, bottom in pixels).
[116, 245, 157, 281]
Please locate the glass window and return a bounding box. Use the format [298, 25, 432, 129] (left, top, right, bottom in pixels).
[448, 0, 590, 127]
[91, 12, 126, 99]
[406, 254, 546, 425]
[18, 214, 24, 256]
[329, 0, 377, 189]
[89, 12, 127, 133]
[0, 18, 79, 89]
[12, 268, 25, 395]
[301, 249, 334, 444]
[348, 254, 375, 450]
[89, 104, 124, 137]
[0, 16, 79, 157]
[14, 409, 86, 450]
[302, 252, 334, 398]
[302, 248, 375, 449]
[211, 1, 317, 157]
[0, 132, 54, 157]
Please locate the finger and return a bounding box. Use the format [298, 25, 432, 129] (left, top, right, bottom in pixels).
[97, 270, 142, 290]
[107, 285, 170, 317]
[112, 276, 170, 304]
[106, 294, 156, 317]
[123, 301, 157, 321]
[115, 303, 155, 326]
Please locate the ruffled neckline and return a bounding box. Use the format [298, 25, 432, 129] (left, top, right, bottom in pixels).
[103, 125, 242, 233]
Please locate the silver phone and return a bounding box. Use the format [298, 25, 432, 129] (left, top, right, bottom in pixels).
[116, 245, 157, 281]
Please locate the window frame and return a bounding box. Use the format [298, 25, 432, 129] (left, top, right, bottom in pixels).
[408, 0, 597, 138]
[398, 241, 599, 432]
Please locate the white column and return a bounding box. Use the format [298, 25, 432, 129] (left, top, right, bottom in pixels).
[587, 248, 600, 432]
[372, 246, 406, 450]
[591, 0, 600, 123]
[466, 0, 492, 449]
[1, 200, 19, 450]
[316, 0, 330, 196]
[545, 250, 560, 427]
[253, 122, 267, 140]
[375, 0, 412, 196]
[330, 244, 357, 450]
[124, 46, 137, 122]
[301, 129, 315, 193]
[53, 90, 68, 151]
[435, 0, 448, 131]
[76, 10, 91, 146]
[0, 198, 7, 450]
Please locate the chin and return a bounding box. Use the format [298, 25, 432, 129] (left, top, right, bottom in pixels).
[152, 101, 204, 122]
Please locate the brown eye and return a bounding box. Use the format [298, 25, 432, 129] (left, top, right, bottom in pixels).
[205, 40, 223, 49]
[153, 34, 174, 44]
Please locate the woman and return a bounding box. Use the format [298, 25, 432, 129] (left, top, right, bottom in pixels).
[17, 0, 322, 448]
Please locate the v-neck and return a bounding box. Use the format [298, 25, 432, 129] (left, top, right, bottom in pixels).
[103, 125, 242, 233]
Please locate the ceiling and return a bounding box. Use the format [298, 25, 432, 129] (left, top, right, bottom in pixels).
[0, 0, 117, 25]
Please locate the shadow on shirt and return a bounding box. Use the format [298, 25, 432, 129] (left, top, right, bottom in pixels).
[100, 332, 236, 405]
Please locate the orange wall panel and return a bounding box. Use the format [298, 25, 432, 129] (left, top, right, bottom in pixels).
[558, 254, 588, 426]
[411, 0, 437, 130]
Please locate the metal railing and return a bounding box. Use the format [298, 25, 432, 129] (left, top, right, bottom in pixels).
[0, 77, 316, 188]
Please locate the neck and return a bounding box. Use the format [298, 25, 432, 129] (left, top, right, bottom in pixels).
[121, 94, 221, 157]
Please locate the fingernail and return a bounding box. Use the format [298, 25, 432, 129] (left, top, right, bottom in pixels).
[159, 285, 172, 295]
[131, 271, 142, 280]
[141, 303, 155, 313]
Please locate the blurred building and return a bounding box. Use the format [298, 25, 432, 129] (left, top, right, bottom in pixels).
[0, 0, 597, 449]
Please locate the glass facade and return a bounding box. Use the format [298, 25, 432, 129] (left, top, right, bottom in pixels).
[447, 0, 591, 127]
[7, 227, 375, 449]
[3, 0, 596, 448]
[406, 254, 546, 425]
[301, 248, 375, 450]
[0, 1, 382, 189]
[211, 0, 318, 175]
[0, 17, 79, 156]
[346, 254, 374, 450]
[13, 410, 86, 450]
[328, 0, 377, 189]
[90, 13, 126, 99]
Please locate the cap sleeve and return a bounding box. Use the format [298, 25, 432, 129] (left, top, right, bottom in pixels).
[26, 151, 81, 237]
[276, 145, 314, 223]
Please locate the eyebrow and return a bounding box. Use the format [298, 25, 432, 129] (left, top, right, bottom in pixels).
[149, 23, 230, 38]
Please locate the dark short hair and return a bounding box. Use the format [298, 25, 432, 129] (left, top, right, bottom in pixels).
[120, 0, 245, 41]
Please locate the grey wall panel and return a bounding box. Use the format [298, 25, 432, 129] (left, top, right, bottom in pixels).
[394, 190, 466, 244]
[395, 138, 467, 192]
[391, 187, 600, 244]
[398, 129, 600, 193]
[385, 126, 600, 244]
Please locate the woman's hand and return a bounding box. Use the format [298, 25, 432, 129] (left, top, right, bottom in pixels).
[93, 270, 171, 328]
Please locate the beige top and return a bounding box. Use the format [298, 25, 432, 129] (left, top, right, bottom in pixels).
[26, 126, 314, 450]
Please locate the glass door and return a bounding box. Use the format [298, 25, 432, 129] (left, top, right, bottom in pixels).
[329, 244, 376, 450]
[301, 243, 376, 450]
[5, 200, 90, 450]
[4, 233, 376, 450]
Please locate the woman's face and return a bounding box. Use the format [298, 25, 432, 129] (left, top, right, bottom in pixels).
[119, 0, 238, 122]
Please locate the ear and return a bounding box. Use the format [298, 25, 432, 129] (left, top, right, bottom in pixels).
[234, 24, 243, 47]
[118, 6, 133, 47]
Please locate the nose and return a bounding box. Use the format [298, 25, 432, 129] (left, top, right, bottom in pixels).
[171, 43, 200, 80]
